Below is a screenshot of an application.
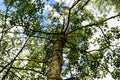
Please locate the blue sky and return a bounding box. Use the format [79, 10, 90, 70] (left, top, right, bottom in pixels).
[0, 0, 6, 11]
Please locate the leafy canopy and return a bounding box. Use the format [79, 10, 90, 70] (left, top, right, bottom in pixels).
[0, 0, 120, 80]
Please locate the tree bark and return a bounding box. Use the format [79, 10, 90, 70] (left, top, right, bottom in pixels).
[47, 35, 66, 80]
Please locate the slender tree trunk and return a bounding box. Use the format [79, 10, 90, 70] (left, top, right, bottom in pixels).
[47, 35, 66, 80]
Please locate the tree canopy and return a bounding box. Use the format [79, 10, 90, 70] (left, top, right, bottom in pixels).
[0, 0, 120, 80]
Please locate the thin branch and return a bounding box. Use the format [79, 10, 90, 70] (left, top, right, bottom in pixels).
[10, 71, 22, 80]
[98, 26, 117, 57]
[30, 29, 63, 35]
[15, 59, 47, 63]
[64, 0, 81, 33]
[0, 65, 46, 77]
[76, 0, 91, 14]
[0, 3, 12, 73]
[86, 48, 106, 53]
[11, 67, 46, 76]
[67, 14, 120, 35]
[61, 16, 66, 32]
[8, 23, 62, 35]
[1, 37, 29, 80]
[0, 3, 10, 51]
[87, 52, 111, 74]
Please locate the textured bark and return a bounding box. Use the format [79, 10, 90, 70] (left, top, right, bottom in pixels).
[47, 35, 66, 80]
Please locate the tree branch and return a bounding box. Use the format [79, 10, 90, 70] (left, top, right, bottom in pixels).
[15, 58, 47, 63]
[1, 37, 29, 80]
[31, 29, 63, 35]
[11, 67, 46, 76]
[76, 0, 91, 14]
[0, 3, 10, 51]
[10, 71, 22, 80]
[64, 0, 81, 33]
[98, 26, 117, 57]
[0, 65, 46, 77]
[87, 52, 112, 74]
[67, 14, 120, 35]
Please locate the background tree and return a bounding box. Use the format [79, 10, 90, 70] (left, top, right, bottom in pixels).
[0, 0, 120, 80]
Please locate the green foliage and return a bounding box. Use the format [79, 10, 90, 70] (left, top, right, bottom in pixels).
[0, 0, 120, 80]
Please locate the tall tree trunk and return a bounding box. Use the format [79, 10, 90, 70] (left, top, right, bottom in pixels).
[47, 35, 66, 80]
